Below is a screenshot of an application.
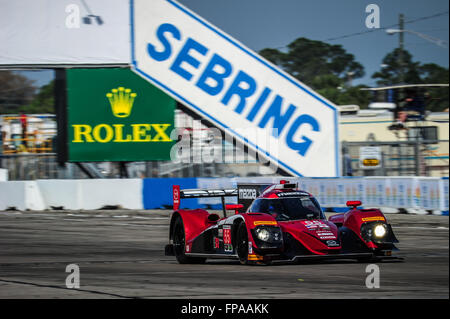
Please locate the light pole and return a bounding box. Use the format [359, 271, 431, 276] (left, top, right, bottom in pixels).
[386, 28, 448, 48]
[386, 13, 449, 85]
[385, 22, 448, 177]
[382, 14, 406, 85]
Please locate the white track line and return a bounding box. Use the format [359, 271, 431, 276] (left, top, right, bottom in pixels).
[394, 226, 449, 230]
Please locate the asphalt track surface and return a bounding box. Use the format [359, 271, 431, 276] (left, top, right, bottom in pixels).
[0, 209, 448, 299]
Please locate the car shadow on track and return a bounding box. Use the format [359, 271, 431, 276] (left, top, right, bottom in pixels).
[200, 258, 404, 267]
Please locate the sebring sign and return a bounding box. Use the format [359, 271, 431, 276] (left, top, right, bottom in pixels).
[131, 0, 339, 176]
[67, 68, 175, 162]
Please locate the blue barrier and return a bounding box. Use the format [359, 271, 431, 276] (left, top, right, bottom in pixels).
[141, 176, 449, 215]
[143, 177, 198, 209]
[442, 177, 448, 216]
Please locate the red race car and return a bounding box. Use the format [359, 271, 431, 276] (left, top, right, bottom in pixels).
[165, 181, 400, 265]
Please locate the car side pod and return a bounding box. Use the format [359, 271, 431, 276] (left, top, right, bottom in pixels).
[341, 201, 402, 259]
[328, 201, 362, 226]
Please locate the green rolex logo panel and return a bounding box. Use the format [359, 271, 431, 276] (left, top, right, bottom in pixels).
[67, 68, 175, 162]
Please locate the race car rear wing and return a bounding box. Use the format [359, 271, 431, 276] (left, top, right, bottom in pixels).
[173, 185, 238, 215]
[173, 180, 297, 215]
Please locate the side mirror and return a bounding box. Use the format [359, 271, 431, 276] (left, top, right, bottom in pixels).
[346, 201, 362, 209]
[225, 204, 244, 214]
[206, 213, 220, 224]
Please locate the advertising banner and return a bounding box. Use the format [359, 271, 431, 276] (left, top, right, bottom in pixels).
[418, 177, 441, 210]
[390, 177, 414, 208]
[365, 177, 390, 207]
[440, 178, 449, 214]
[67, 68, 175, 162]
[131, 0, 339, 177]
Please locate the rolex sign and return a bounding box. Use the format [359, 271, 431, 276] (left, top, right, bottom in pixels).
[67, 68, 175, 162]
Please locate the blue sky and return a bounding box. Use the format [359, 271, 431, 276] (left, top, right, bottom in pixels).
[21, 0, 448, 88]
[178, 0, 448, 86]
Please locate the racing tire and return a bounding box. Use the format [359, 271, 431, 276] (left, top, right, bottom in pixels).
[236, 222, 249, 265]
[172, 217, 206, 264]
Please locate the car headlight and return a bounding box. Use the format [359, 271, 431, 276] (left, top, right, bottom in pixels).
[361, 222, 389, 242]
[373, 224, 387, 238]
[256, 228, 270, 241]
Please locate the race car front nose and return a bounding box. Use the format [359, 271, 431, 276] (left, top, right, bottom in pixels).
[251, 226, 283, 249]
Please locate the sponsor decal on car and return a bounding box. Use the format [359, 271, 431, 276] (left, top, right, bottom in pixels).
[362, 216, 385, 222]
[214, 237, 220, 249]
[253, 221, 277, 226]
[239, 188, 258, 199]
[277, 191, 309, 197]
[223, 226, 232, 245]
[326, 240, 340, 247]
[302, 220, 330, 229]
[316, 230, 337, 240]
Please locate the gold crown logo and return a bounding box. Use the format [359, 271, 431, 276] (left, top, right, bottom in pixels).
[106, 87, 137, 118]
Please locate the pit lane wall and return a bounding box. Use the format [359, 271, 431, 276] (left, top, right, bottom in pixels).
[0, 177, 448, 215]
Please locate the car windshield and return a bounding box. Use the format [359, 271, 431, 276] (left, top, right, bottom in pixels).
[249, 197, 324, 221]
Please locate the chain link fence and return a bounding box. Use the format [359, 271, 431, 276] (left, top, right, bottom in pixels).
[0, 153, 272, 180]
[1, 140, 448, 180]
[343, 139, 449, 177]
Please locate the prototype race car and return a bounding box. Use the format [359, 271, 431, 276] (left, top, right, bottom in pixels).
[165, 181, 400, 265]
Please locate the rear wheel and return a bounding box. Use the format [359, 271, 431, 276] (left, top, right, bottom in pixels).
[172, 217, 206, 264]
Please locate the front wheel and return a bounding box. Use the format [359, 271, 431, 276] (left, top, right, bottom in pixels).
[172, 217, 205, 264]
[236, 222, 249, 265]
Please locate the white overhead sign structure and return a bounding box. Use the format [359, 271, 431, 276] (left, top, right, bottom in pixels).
[0, 0, 130, 66]
[131, 0, 339, 177]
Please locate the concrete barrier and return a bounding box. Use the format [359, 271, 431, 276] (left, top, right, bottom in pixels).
[79, 179, 143, 210]
[1, 179, 143, 211]
[37, 180, 82, 210]
[0, 169, 7, 181]
[0, 176, 448, 214]
[0, 181, 45, 210]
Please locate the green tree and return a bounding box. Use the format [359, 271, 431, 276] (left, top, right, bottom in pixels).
[311, 74, 344, 104]
[21, 80, 55, 114]
[306, 75, 371, 108]
[335, 85, 372, 108]
[372, 48, 422, 85]
[419, 63, 449, 112]
[259, 37, 369, 108]
[372, 49, 449, 112]
[0, 71, 36, 114]
[260, 38, 365, 86]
